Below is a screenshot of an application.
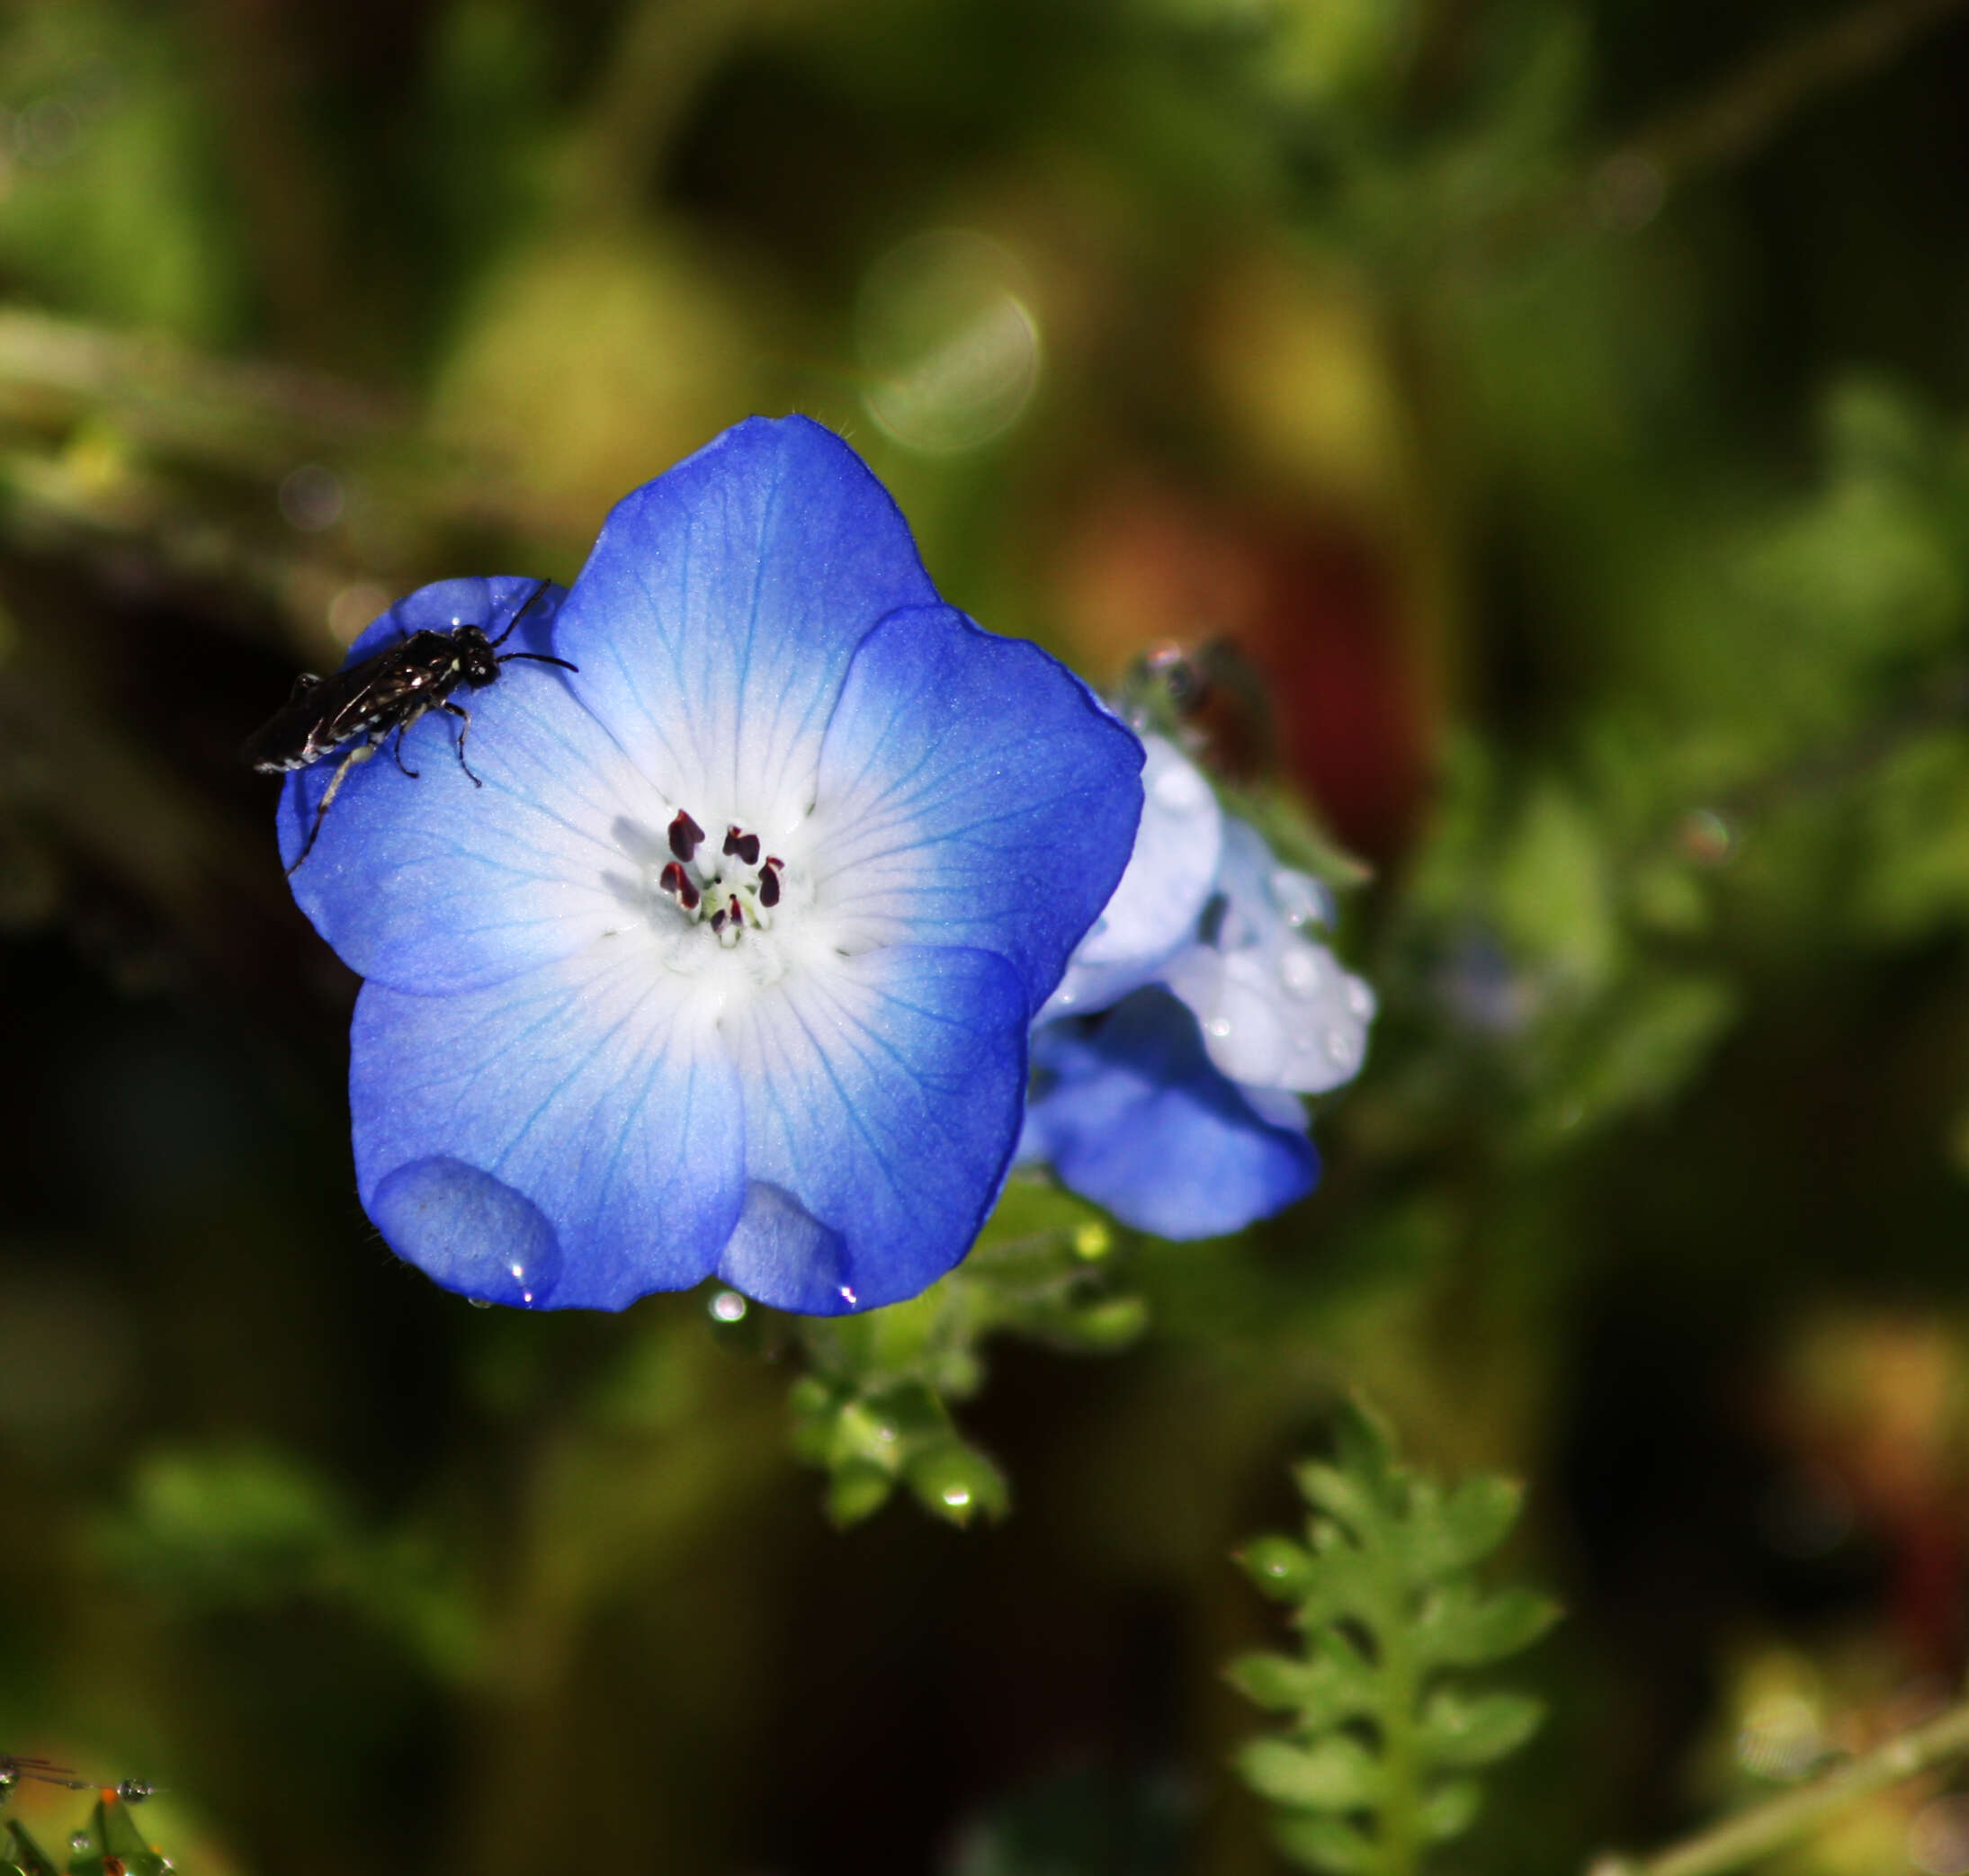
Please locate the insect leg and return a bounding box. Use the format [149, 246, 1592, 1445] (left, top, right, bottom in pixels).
[443, 701, 483, 786]
[286, 741, 376, 876]
[390, 718, 421, 779]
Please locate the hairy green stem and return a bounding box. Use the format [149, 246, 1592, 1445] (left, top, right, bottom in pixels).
[1587, 1697, 1969, 1876]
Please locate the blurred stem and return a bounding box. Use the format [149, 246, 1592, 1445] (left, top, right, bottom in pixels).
[1598, 0, 1969, 192]
[1585, 1697, 1969, 1876]
[188, 0, 346, 361]
[556, 0, 760, 224]
[1475, 0, 1969, 259]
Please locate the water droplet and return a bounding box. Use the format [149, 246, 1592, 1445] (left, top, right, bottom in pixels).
[118, 1779, 152, 1803]
[467, 1297, 492, 1310]
[1267, 867, 1328, 927]
[1345, 976, 1374, 1019]
[838, 1283, 859, 1308]
[1150, 762, 1210, 813]
[1278, 946, 1322, 998]
[1322, 1028, 1356, 1068]
[941, 1484, 972, 1509]
[370, 1157, 563, 1309]
[0, 1766, 17, 1789]
[709, 1289, 747, 1323]
[1206, 1015, 1232, 1040]
[70, 1834, 90, 1853]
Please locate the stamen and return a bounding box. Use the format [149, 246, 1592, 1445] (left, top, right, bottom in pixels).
[658, 862, 700, 911]
[758, 861, 782, 908]
[669, 810, 705, 861]
[728, 898, 745, 926]
[723, 826, 761, 866]
[710, 907, 727, 933]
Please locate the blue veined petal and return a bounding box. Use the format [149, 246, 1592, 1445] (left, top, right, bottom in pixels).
[282, 576, 672, 996]
[715, 944, 1029, 1313]
[550, 415, 941, 842]
[1022, 987, 1319, 1239]
[1038, 731, 1222, 1023]
[350, 942, 746, 1309]
[803, 606, 1144, 1017]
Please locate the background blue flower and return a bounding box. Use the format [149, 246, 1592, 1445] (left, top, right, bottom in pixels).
[1020, 734, 1372, 1238]
[282, 417, 1143, 1312]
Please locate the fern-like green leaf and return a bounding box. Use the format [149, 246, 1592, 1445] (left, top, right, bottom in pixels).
[1274, 1811, 1379, 1874]
[1414, 1583, 1562, 1668]
[1230, 1396, 1557, 1876]
[1418, 1688, 1546, 1767]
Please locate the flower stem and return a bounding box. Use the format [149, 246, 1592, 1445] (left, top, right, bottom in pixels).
[1586, 1696, 1969, 1876]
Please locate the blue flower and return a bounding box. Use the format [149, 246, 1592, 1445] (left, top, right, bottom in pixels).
[278, 416, 1144, 1313]
[1018, 734, 1374, 1239]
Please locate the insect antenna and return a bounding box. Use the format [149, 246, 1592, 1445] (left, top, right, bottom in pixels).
[485, 576, 580, 674]
[485, 578, 553, 650]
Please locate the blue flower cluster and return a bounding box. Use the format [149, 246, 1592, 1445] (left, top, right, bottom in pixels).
[1017, 733, 1374, 1239]
[280, 417, 1141, 1314]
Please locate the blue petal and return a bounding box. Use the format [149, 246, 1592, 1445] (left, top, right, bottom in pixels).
[716, 944, 1029, 1313]
[805, 605, 1144, 1016]
[282, 577, 676, 996]
[1022, 987, 1319, 1239]
[350, 944, 746, 1309]
[550, 415, 942, 841]
[1039, 732, 1222, 1023]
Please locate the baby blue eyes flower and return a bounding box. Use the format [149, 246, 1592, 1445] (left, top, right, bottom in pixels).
[278, 416, 1144, 1314]
[1019, 733, 1374, 1239]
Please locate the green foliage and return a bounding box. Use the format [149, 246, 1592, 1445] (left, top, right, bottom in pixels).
[92, 1447, 480, 1681]
[3, 1793, 169, 1876]
[1230, 1399, 1557, 1875]
[790, 1177, 1145, 1527]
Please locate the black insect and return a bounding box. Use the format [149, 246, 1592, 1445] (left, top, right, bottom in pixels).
[243, 578, 577, 875]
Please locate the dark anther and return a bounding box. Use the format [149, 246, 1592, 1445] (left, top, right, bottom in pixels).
[757, 866, 781, 907]
[710, 907, 727, 933]
[723, 826, 761, 865]
[669, 810, 705, 861]
[729, 898, 745, 926]
[659, 862, 701, 911]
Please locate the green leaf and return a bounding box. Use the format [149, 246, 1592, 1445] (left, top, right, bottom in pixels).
[1413, 1584, 1560, 1667]
[826, 1459, 896, 1527]
[1226, 1631, 1379, 1726]
[1403, 1475, 1524, 1579]
[2, 1822, 58, 1876]
[1236, 1736, 1385, 1811]
[1420, 1778, 1484, 1842]
[67, 1795, 170, 1876]
[1419, 1689, 1545, 1768]
[1330, 1397, 1399, 1499]
[1232, 1398, 1559, 1873]
[904, 1440, 1008, 1527]
[1239, 1536, 1320, 1600]
[1293, 1461, 1385, 1542]
[1273, 1811, 1379, 1874]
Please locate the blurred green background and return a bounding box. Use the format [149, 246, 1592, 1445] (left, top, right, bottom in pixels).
[6, 0, 1969, 1871]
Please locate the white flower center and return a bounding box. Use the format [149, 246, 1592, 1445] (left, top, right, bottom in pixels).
[656, 809, 787, 946]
